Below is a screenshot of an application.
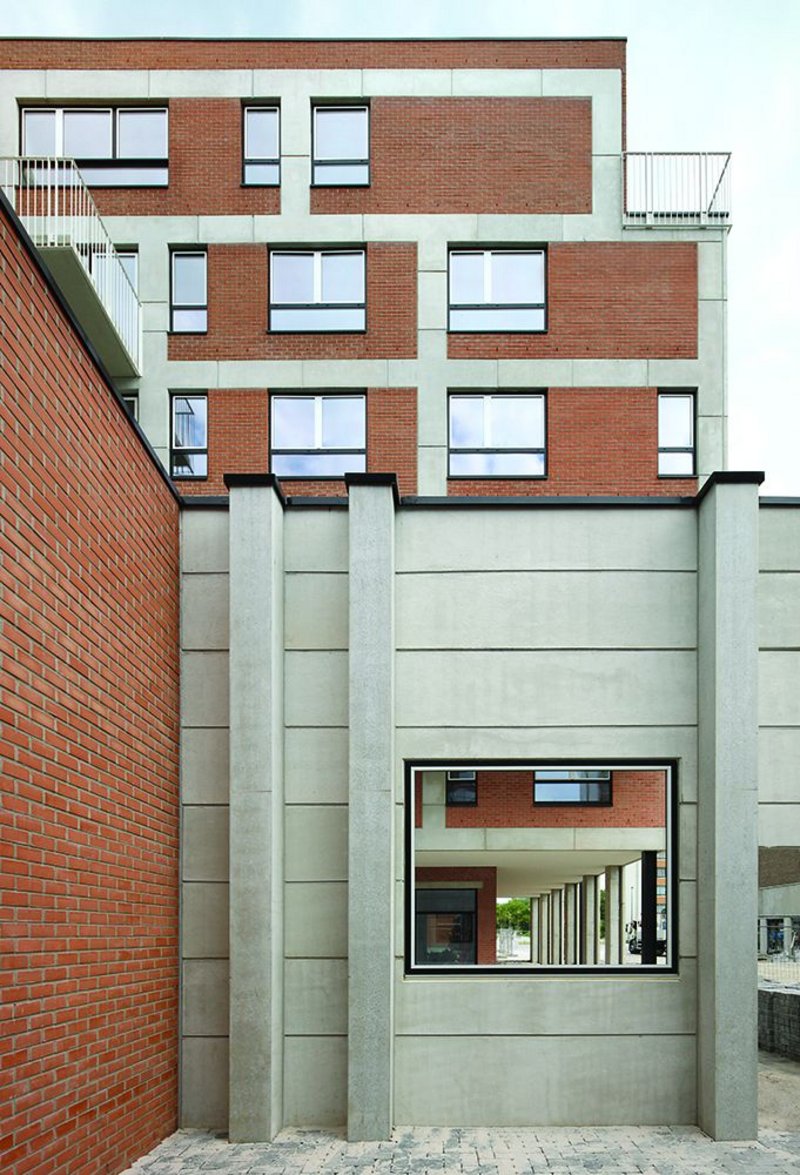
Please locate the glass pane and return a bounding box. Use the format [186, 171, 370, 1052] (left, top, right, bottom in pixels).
[272, 452, 366, 477]
[23, 110, 56, 155]
[491, 397, 543, 448]
[173, 397, 207, 448]
[173, 254, 207, 306]
[272, 397, 315, 450]
[534, 781, 610, 803]
[450, 307, 545, 332]
[658, 395, 694, 447]
[313, 162, 369, 185]
[245, 107, 279, 159]
[118, 252, 138, 293]
[322, 397, 365, 449]
[415, 911, 476, 965]
[79, 164, 168, 186]
[449, 397, 485, 448]
[535, 770, 610, 781]
[449, 253, 484, 304]
[63, 109, 112, 158]
[271, 306, 365, 332]
[446, 782, 477, 805]
[271, 254, 314, 304]
[450, 451, 545, 477]
[172, 451, 207, 478]
[314, 107, 368, 161]
[244, 161, 279, 185]
[172, 308, 207, 332]
[659, 452, 694, 476]
[492, 251, 545, 304]
[117, 109, 167, 158]
[321, 253, 364, 304]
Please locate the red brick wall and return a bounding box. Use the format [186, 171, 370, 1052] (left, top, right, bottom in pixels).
[448, 243, 697, 360]
[446, 771, 665, 829]
[448, 387, 697, 497]
[0, 202, 180, 1175]
[311, 97, 591, 216]
[176, 387, 417, 497]
[168, 242, 417, 361]
[83, 100, 279, 218]
[415, 868, 497, 964]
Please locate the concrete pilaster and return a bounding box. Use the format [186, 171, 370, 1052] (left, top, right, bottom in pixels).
[550, 889, 563, 965]
[697, 472, 762, 1140]
[564, 883, 578, 964]
[346, 474, 397, 1141]
[605, 866, 623, 965]
[225, 474, 285, 1141]
[538, 895, 550, 965]
[582, 875, 597, 965]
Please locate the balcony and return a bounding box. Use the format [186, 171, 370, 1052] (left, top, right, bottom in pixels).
[0, 157, 141, 376]
[623, 152, 731, 228]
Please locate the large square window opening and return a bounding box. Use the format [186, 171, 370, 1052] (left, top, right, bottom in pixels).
[449, 393, 546, 478]
[170, 394, 208, 479]
[21, 106, 168, 186]
[243, 106, 280, 185]
[312, 105, 369, 186]
[407, 762, 675, 973]
[270, 249, 366, 332]
[449, 249, 546, 332]
[171, 251, 208, 333]
[658, 391, 695, 476]
[271, 393, 366, 478]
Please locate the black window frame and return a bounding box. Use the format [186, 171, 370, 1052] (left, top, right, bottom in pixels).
[448, 391, 547, 480]
[20, 104, 169, 188]
[170, 249, 208, 334]
[311, 102, 370, 187]
[657, 389, 696, 478]
[414, 888, 478, 966]
[447, 247, 548, 334]
[170, 392, 208, 480]
[269, 247, 367, 334]
[269, 391, 367, 480]
[533, 769, 613, 807]
[242, 103, 280, 187]
[445, 770, 478, 806]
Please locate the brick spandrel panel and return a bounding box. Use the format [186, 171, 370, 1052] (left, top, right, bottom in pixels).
[0, 203, 180, 1175]
[448, 388, 698, 498]
[89, 99, 280, 219]
[0, 38, 626, 72]
[448, 242, 698, 361]
[312, 97, 591, 216]
[168, 242, 417, 362]
[445, 771, 666, 829]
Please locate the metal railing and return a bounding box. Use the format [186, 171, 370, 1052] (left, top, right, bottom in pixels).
[1, 156, 141, 370]
[623, 152, 732, 227]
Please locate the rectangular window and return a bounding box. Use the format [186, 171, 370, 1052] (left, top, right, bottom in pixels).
[449, 393, 546, 477]
[533, 770, 612, 805]
[243, 105, 279, 185]
[121, 393, 138, 421]
[415, 889, 477, 966]
[21, 106, 168, 186]
[270, 249, 366, 332]
[449, 249, 546, 332]
[312, 105, 369, 185]
[171, 251, 207, 333]
[658, 391, 695, 476]
[170, 395, 207, 479]
[446, 771, 478, 806]
[271, 393, 366, 478]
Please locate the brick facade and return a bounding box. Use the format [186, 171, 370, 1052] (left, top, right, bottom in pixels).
[415, 867, 498, 965]
[0, 201, 180, 1175]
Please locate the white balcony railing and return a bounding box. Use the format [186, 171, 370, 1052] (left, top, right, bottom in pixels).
[623, 152, 732, 227]
[1, 157, 141, 372]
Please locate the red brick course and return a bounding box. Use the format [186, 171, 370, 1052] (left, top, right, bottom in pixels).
[448, 242, 698, 360]
[311, 97, 591, 216]
[448, 387, 698, 497]
[0, 202, 180, 1175]
[168, 242, 417, 362]
[415, 867, 497, 964]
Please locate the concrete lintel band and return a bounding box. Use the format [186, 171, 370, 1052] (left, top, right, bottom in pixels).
[347, 480, 396, 1141]
[228, 481, 285, 1141]
[697, 477, 760, 1140]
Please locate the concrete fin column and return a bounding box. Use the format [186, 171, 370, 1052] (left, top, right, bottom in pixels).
[346, 474, 398, 1141]
[697, 472, 763, 1140]
[564, 883, 578, 964]
[225, 474, 285, 1142]
[581, 875, 597, 965]
[605, 866, 623, 965]
[550, 889, 563, 965]
[538, 895, 550, 965]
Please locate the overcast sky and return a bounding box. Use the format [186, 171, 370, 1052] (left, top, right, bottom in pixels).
[3, 0, 798, 493]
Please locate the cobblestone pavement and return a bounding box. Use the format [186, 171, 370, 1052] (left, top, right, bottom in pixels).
[124, 1124, 800, 1173]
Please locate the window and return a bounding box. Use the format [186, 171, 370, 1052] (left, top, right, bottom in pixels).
[449, 393, 546, 477]
[446, 771, 477, 806]
[121, 393, 138, 421]
[271, 394, 366, 477]
[270, 249, 366, 332]
[312, 105, 369, 185]
[171, 394, 207, 478]
[449, 249, 546, 332]
[243, 106, 279, 185]
[21, 106, 168, 186]
[533, 770, 612, 805]
[415, 889, 477, 965]
[658, 392, 695, 476]
[171, 251, 207, 333]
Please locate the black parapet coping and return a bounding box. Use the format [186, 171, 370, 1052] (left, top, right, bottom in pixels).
[694, 470, 765, 504]
[223, 472, 287, 506]
[345, 471, 401, 509]
[3, 35, 628, 44]
[179, 495, 230, 509]
[0, 189, 180, 502]
[760, 497, 800, 507]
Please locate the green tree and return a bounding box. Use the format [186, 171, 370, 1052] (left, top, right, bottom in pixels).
[496, 898, 532, 935]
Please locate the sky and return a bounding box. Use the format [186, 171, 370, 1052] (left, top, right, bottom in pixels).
[3, 0, 799, 493]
